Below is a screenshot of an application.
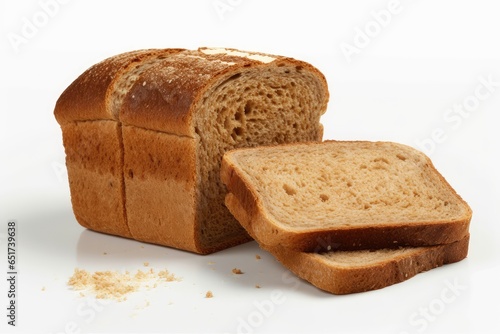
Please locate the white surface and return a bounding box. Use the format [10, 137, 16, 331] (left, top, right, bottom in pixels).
[1, 0, 499, 333]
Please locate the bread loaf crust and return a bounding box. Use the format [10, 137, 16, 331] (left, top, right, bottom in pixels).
[55, 48, 329, 253]
[54, 49, 173, 123]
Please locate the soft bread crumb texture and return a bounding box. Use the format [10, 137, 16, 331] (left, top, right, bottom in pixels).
[68, 268, 181, 301]
[229, 141, 470, 230]
[205, 290, 214, 298]
[194, 63, 325, 249]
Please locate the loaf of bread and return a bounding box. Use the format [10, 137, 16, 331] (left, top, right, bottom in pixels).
[221, 140, 472, 252]
[54, 47, 329, 254]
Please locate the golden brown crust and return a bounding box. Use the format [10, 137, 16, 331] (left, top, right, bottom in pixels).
[221, 140, 472, 252]
[62, 121, 130, 236]
[122, 125, 198, 250]
[54, 49, 165, 123]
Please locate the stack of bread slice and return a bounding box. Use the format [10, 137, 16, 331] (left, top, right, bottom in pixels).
[221, 141, 472, 294]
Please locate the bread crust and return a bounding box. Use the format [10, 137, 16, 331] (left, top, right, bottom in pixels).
[54, 49, 170, 123]
[221, 141, 472, 252]
[62, 120, 129, 236]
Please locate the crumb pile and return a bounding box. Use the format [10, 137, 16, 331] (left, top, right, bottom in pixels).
[68, 267, 181, 301]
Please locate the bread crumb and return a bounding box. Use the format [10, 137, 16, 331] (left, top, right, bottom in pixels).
[103, 252, 107, 255]
[255, 254, 261, 260]
[205, 291, 213, 298]
[68, 267, 181, 301]
[41, 286, 46, 291]
[143, 262, 149, 267]
[207, 261, 215, 265]
[255, 284, 261, 289]
[158, 269, 182, 282]
[232, 268, 243, 275]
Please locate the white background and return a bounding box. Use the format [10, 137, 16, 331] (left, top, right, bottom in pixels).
[1, 0, 499, 333]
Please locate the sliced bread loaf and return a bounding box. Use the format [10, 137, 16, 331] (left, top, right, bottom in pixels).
[54, 47, 329, 254]
[225, 191, 469, 294]
[221, 140, 472, 252]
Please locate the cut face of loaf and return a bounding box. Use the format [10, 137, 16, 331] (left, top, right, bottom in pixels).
[54, 47, 329, 254]
[221, 141, 472, 252]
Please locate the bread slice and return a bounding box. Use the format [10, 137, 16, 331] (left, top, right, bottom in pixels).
[225, 191, 469, 294]
[221, 140, 472, 252]
[270, 237, 469, 294]
[54, 47, 329, 254]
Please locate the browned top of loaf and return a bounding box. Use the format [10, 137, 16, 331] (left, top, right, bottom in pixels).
[54, 47, 329, 138]
[54, 49, 175, 123]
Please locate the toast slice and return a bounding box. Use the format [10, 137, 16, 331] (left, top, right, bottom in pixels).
[226, 192, 469, 294]
[221, 141, 472, 252]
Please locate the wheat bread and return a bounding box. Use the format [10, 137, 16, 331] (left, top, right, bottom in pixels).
[221, 140, 472, 252]
[225, 191, 469, 294]
[54, 47, 329, 254]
